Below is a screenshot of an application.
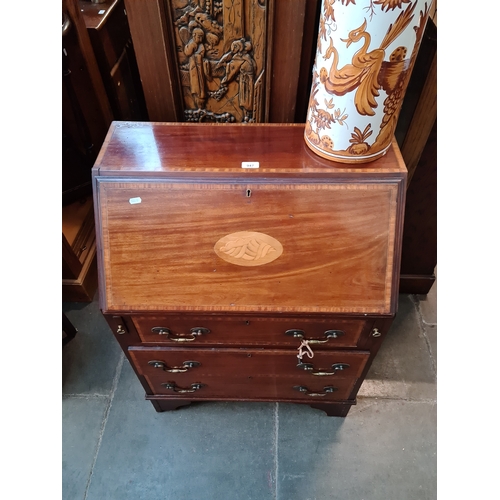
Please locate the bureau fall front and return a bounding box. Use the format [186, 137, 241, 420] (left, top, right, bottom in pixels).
[92, 122, 406, 416]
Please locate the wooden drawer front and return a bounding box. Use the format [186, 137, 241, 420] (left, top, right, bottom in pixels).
[132, 316, 368, 348]
[129, 348, 369, 401]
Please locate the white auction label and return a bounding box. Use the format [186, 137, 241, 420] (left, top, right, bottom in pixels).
[242, 162, 259, 169]
[129, 197, 142, 205]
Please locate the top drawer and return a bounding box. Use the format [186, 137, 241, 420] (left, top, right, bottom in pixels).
[131, 315, 371, 349]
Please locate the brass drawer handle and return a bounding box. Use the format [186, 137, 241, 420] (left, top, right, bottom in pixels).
[293, 385, 337, 397]
[297, 362, 350, 376]
[148, 360, 201, 373]
[161, 382, 205, 393]
[285, 329, 345, 344]
[151, 326, 210, 342]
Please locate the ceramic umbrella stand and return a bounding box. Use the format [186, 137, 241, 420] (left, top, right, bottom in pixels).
[304, 0, 433, 164]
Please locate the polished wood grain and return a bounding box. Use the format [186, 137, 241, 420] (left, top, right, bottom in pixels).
[94, 123, 406, 315]
[130, 347, 367, 401]
[94, 122, 407, 176]
[94, 123, 407, 415]
[97, 180, 397, 314]
[130, 347, 369, 380]
[79, 0, 118, 30]
[131, 314, 370, 348]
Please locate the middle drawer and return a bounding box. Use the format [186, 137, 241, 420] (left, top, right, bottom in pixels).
[129, 346, 369, 382]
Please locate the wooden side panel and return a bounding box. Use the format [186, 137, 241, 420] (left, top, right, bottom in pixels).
[399, 119, 437, 294]
[123, 0, 183, 121]
[268, 0, 306, 122]
[63, 0, 114, 204]
[97, 180, 398, 314]
[62, 233, 83, 280]
[293, 0, 321, 123]
[83, 0, 148, 121]
[400, 51, 436, 185]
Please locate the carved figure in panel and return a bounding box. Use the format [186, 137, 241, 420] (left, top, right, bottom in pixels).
[170, 0, 267, 123]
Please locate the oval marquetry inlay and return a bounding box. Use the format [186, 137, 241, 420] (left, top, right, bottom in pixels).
[214, 231, 283, 267]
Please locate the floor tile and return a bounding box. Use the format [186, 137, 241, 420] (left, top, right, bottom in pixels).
[62, 284, 437, 499]
[62, 299, 122, 396]
[62, 397, 108, 500]
[359, 295, 436, 401]
[85, 362, 277, 500]
[276, 399, 436, 500]
[417, 278, 437, 325]
[112, 356, 148, 402]
[425, 324, 437, 372]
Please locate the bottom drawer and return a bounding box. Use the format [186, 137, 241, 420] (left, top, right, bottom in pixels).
[129, 347, 369, 402]
[148, 376, 357, 401]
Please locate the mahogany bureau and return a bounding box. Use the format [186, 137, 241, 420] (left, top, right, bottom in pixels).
[92, 122, 407, 417]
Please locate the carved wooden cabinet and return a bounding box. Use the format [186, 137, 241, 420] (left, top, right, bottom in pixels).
[123, 0, 320, 123]
[93, 122, 406, 416]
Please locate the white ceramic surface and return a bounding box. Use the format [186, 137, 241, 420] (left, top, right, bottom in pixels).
[305, 0, 433, 164]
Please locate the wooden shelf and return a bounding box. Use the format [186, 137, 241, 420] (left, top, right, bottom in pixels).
[62, 196, 98, 302]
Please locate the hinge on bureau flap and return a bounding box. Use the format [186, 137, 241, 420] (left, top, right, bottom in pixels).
[112, 316, 127, 335]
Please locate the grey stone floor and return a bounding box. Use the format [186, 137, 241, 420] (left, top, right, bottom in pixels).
[62, 283, 437, 500]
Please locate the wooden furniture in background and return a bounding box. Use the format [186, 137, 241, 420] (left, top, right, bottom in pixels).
[63, 313, 79, 347]
[62, 196, 98, 302]
[395, 16, 437, 294]
[62, 0, 111, 302]
[63, 0, 113, 205]
[397, 18, 437, 186]
[399, 121, 436, 294]
[93, 122, 407, 416]
[65, 0, 436, 300]
[80, 0, 148, 121]
[63, 0, 147, 302]
[123, 0, 320, 123]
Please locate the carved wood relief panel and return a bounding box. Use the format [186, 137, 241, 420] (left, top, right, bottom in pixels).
[167, 0, 270, 123]
[124, 0, 319, 123]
